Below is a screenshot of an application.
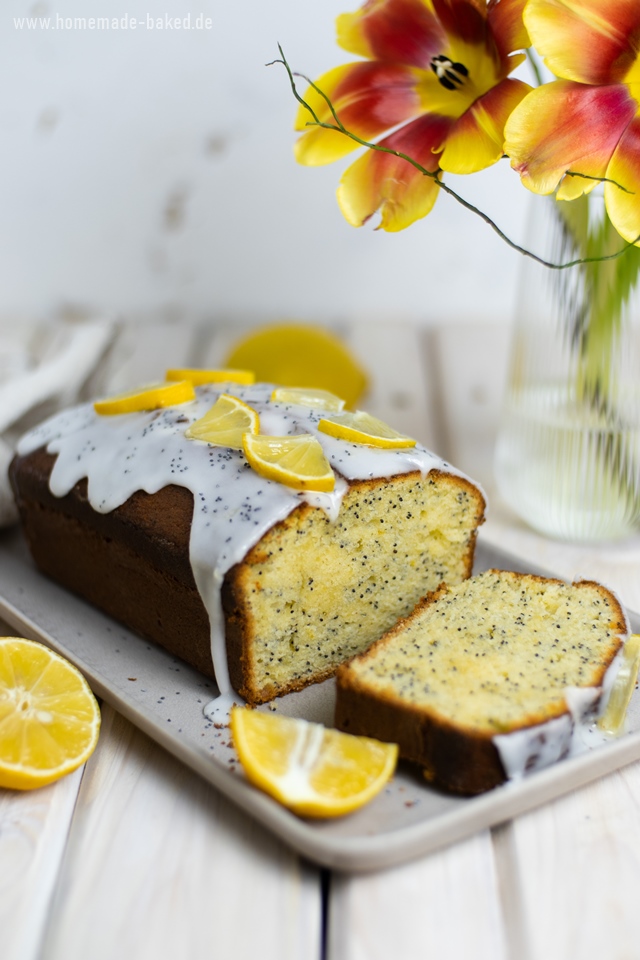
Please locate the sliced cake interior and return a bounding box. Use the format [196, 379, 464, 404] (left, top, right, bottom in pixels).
[335, 570, 627, 794]
[224, 470, 484, 703]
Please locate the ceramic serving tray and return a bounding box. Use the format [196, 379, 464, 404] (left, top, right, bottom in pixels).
[0, 527, 639, 873]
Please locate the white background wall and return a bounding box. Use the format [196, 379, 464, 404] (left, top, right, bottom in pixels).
[1, 0, 533, 328]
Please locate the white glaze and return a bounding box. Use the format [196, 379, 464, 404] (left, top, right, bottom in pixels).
[494, 642, 629, 782]
[18, 383, 472, 704]
[494, 714, 572, 781]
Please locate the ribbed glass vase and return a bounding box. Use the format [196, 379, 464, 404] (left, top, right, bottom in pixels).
[494, 196, 640, 542]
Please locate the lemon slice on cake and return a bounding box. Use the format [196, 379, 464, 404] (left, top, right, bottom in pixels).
[598, 634, 640, 736]
[0, 637, 101, 790]
[271, 386, 346, 412]
[230, 707, 398, 818]
[243, 433, 334, 491]
[166, 368, 255, 386]
[94, 380, 195, 415]
[186, 394, 259, 449]
[318, 411, 416, 448]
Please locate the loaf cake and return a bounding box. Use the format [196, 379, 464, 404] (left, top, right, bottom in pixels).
[9, 380, 486, 705]
[335, 570, 628, 794]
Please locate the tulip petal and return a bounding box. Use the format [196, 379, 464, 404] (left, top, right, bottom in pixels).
[524, 0, 640, 85]
[337, 0, 446, 68]
[556, 174, 600, 201]
[440, 77, 530, 173]
[505, 80, 636, 195]
[605, 116, 640, 245]
[337, 113, 453, 231]
[488, 0, 530, 59]
[432, 0, 489, 46]
[294, 63, 423, 166]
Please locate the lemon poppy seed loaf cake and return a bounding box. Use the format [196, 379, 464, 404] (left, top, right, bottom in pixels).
[10, 379, 486, 705]
[335, 570, 628, 794]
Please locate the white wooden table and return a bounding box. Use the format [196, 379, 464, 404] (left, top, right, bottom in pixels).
[3, 319, 640, 960]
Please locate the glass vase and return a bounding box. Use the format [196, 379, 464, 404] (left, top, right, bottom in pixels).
[494, 195, 640, 542]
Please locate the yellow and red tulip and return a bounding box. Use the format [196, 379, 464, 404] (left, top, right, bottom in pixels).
[505, 0, 640, 244]
[295, 0, 531, 231]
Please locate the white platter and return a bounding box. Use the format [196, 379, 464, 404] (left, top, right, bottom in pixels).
[0, 527, 639, 873]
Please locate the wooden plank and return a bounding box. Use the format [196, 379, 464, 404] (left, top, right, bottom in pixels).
[328, 832, 507, 960]
[0, 769, 84, 960]
[345, 322, 438, 450]
[496, 765, 640, 960]
[486, 542, 640, 960]
[429, 321, 511, 493]
[327, 320, 507, 960]
[197, 321, 248, 368]
[81, 319, 198, 398]
[40, 706, 322, 960]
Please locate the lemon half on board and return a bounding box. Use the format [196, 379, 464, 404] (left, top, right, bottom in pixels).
[94, 380, 195, 415]
[242, 433, 335, 492]
[186, 394, 259, 449]
[0, 637, 101, 790]
[225, 324, 368, 409]
[230, 707, 398, 818]
[318, 411, 416, 448]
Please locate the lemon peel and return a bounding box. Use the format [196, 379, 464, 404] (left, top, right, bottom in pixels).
[271, 386, 346, 412]
[598, 634, 640, 736]
[94, 380, 195, 415]
[318, 411, 416, 448]
[186, 394, 259, 449]
[166, 368, 255, 386]
[242, 433, 335, 492]
[230, 707, 398, 818]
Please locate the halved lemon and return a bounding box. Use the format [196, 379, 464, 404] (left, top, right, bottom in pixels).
[230, 707, 398, 818]
[94, 380, 195, 415]
[318, 411, 416, 448]
[185, 394, 259, 449]
[271, 386, 346, 412]
[0, 637, 101, 790]
[598, 634, 640, 735]
[243, 433, 335, 492]
[225, 324, 368, 408]
[166, 368, 255, 387]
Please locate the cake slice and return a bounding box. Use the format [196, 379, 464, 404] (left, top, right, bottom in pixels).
[335, 570, 628, 794]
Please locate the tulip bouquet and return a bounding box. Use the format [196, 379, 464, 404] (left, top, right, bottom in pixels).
[287, 0, 640, 245]
[280, 0, 640, 539]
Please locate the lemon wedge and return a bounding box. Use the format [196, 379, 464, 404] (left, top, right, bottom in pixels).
[598, 635, 640, 736]
[230, 707, 398, 818]
[166, 368, 255, 386]
[0, 637, 101, 790]
[94, 380, 195, 415]
[242, 433, 334, 491]
[318, 411, 416, 448]
[271, 386, 346, 412]
[225, 324, 368, 408]
[185, 394, 259, 449]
